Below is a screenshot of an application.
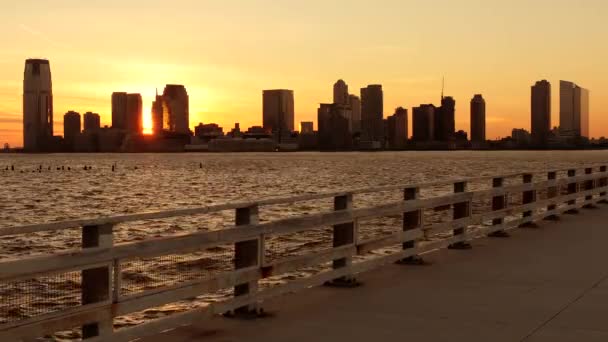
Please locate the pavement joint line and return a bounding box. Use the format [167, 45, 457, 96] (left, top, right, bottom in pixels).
[519, 270, 608, 341]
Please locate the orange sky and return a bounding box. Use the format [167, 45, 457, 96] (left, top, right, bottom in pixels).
[1, 0, 608, 147]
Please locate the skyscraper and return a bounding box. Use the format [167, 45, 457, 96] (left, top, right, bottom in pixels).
[387, 107, 408, 148]
[349, 95, 361, 133]
[152, 89, 164, 135]
[126, 94, 143, 134]
[63, 111, 81, 142]
[111, 92, 128, 129]
[360, 85, 383, 142]
[263, 89, 295, 134]
[412, 105, 435, 142]
[470, 94, 486, 144]
[435, 96, 456, 141]
[560, 80, 589, 138]
[83, 112, 101, 132]
[531, 80, 551, 146]
[317, 103, 352, 150]
[163, 85, 190, 134]
[333, 80, 349, 105]
[23, 59, 53, 151]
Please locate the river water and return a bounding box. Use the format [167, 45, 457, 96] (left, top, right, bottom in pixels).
[0, 151, 606, 336]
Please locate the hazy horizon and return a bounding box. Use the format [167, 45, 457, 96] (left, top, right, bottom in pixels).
[2, 0, 608, 147]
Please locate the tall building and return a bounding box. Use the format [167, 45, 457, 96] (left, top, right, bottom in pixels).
[83, 112, 101, 132]
[23, 59, 53, 151]
[63, 111, 81, 142]
[126, 94, 143, 134]
[560, 80, 589, 138]
[318, 103, 352, 150]
[151, 89, 164, 135]
[360, 85, 383, 142]
[163, 85, 190, 134]
[333, 80, 349, 105]
[111, 92, 128, 129]
[470, 94, 486, 143]
[531, 80, 552, 146]
[349, 95, 361, 133]
[387, 107, 408, 148]
[412, 105, 435, 142]
[435, 96, 456, 141]
[263, 89, 294, 134]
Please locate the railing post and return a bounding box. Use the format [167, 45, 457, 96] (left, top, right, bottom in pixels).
[519, 173, 538, 228]
[565, 169, 579, 214]
[449, 181, 472, 250]
[488, 177, 509, 238]
[81, 223, 113, 339]
[599, 166, 608, 204]
[544, 171, 559, 221]
[397, 187, 426, 264]
[583, 167, 597, 209]
[326, 193, 359, 287]
[233, 204, 262, 316]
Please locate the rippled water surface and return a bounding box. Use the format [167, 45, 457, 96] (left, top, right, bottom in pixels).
[1, 151, 607, 336]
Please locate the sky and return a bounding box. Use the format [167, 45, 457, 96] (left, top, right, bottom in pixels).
[1, 0, 608, 147]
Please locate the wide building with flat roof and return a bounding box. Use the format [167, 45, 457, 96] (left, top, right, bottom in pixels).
[560, 80, 589, 138]
[263, 89, 294, 134]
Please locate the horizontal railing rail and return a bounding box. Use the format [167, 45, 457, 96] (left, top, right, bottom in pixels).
[1, 164, 607, 341]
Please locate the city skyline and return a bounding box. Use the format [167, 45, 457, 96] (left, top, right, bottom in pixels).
[2, 0, 608, 147]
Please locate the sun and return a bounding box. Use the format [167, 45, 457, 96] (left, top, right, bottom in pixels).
[142, 104, 153, 134]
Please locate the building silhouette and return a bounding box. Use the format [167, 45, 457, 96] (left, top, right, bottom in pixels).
[163, 85, 190, 134]
[360, 84, 384, 143]
[111, 92, 128, 130]
[300, 121, 314, 134]
[23, 59, 53, 151]
[470, 94, 486, 144]
[126, 94, 143, 134]
[83, 112, 101, 132]
[386, 107, 408, 149]
[318, 103, 352, 150]
[333, 80, 349, 105]
[63, 111, 81, 144]
[412, 104, 435, 142]
[531, 80, 552, 146]
[560, 80, 589, 138]
[349, 95, 361, 133]
[152, 89, 165, 135]
[263, 89, 294, 135]
[435, 96, 455, 141]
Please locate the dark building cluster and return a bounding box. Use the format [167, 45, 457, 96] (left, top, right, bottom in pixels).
[17, 57, 595, 153]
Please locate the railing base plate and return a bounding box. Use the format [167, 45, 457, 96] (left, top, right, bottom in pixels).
[448, 242, 472, 250]
[223, 308, 272, 320]
[519, 222, 539, 229]
[324, 277, 362, 288]
[396, 255, 430, 266]
[488, 230, 510, 238]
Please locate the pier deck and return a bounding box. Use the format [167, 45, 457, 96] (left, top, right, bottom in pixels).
[148, 208, 608, 342]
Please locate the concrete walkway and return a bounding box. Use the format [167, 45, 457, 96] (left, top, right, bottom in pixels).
[147, 207, 608, 342]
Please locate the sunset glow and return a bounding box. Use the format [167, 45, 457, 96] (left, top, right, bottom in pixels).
[2, 0, 608, 147]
